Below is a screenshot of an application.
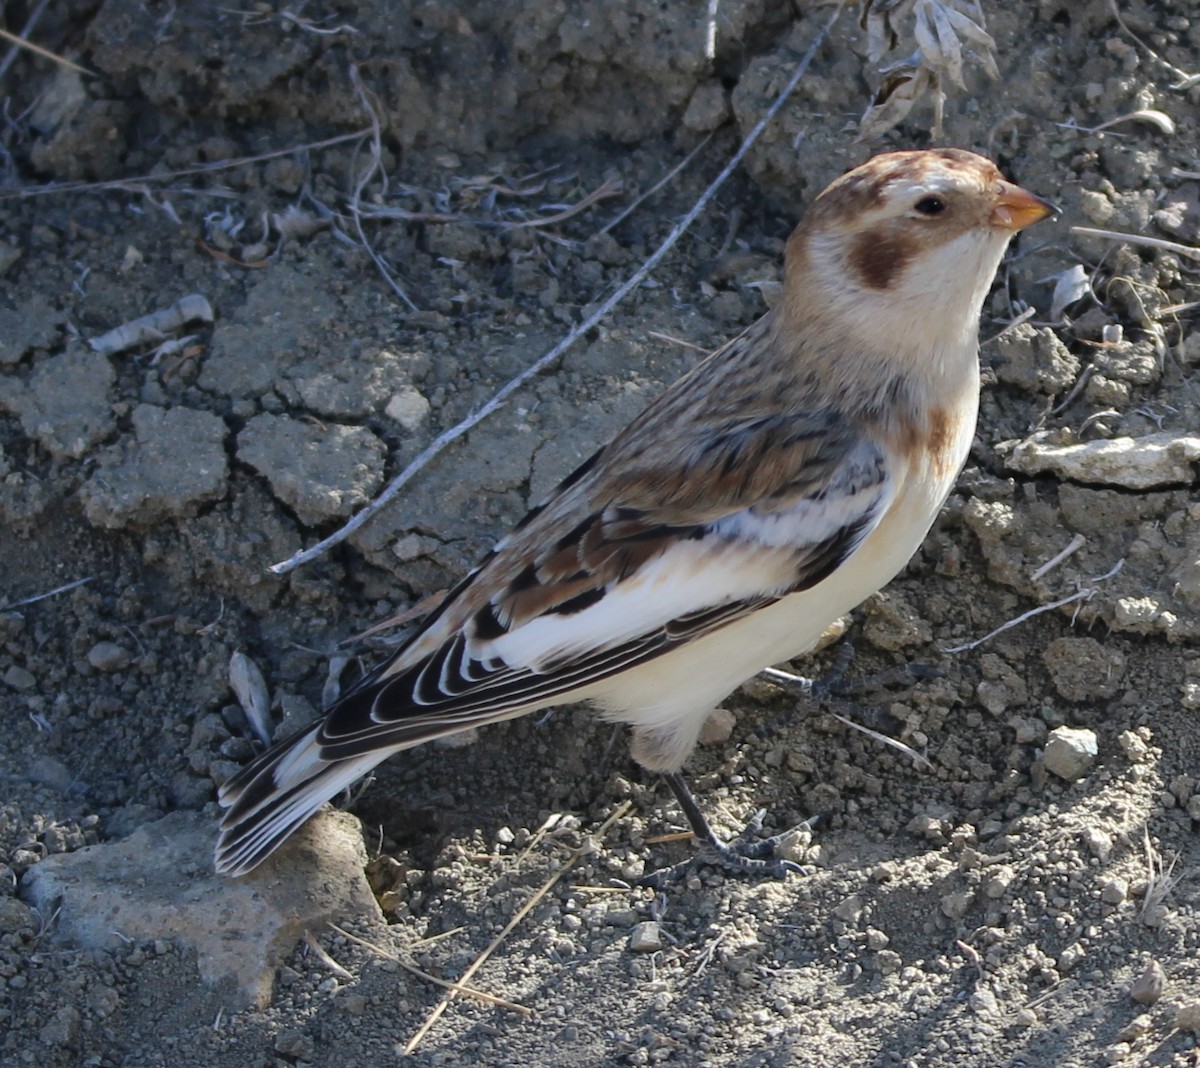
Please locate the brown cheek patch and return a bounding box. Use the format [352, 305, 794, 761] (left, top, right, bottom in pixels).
[848, 228, 916, 290]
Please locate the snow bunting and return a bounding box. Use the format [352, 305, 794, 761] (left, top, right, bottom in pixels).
[216, 148, 1055, 877]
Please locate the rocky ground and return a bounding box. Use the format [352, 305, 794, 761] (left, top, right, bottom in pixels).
[1, 1, 1199, 1065]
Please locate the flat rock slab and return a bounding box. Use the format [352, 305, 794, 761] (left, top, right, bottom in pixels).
[1000, 432, 1200, 490]
[19, 808, 381, 1008]
[237, 412, 385, 525]
[0, 345, 115, 459]
[80, 403, 229, 528]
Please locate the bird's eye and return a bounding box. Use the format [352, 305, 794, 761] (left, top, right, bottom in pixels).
[914, 196, 946, 216]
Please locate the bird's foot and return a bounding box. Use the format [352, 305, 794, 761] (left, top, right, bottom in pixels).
[695, 807, 816, 877]
[641, 772, 816, 887]
[641, 810, 816, 888]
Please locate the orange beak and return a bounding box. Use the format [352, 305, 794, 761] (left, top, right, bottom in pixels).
[991, 181, 1058, 231]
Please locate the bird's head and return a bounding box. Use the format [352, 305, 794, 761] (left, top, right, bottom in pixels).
[784, 148, 1056, 367]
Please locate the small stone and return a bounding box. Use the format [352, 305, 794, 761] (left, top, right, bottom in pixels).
[865, 928, 890, 951]
[26, 755, 72, 792]
[862, 591, 932, 651]
[1141, 903, 1168, 928]
[1043, 638, 1125, 702]
[833, 894, 864, 923]
[1175, 999, 1200, 1033]
[604, 908, 638, 928]
[277, 965, 302, 987]
[1130, 959, 1166, 1005]
[682, 81, 730, 132]
[237, 413, 385, 526]
[87, 641, 132, 672]
[1100, 878, 1128, 904]
[698, 706, 735, 747]
[1118, 1014, 1152, 1042]
[875, 949, 902, 974]
[1117, 729, 1150, 761]
[39, 1005, 83, 1048]
[1058, 942, 1085, 972]
[906, 814, 949, 841]
[4, 664, 37, 691]
[1002, 432, 1200, 491]
[1083, 826, 1113, 861]
[274, 1028, 315, 1058]
[992, 323, 1081, 394]
[340, 993, 368, 1015]
[81, 404, 230, 529]
[1014, 1008, 1038, 1027]
[628, 922, 663, 952]
[20, 809, 381, 1009]
[384, 386, 432, 431]
[0, 896, 37, 935]
[940, 891, 974, 920]
[1043, 726, 1098, 781]
[969, 987, 1000, 1015]
[984, 867, 1014, 899]
[0, 346, 115, 459]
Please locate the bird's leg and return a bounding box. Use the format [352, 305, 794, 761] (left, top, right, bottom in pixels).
[647, 771, 812, 882]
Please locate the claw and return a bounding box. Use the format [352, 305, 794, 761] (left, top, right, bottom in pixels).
[643, 771, 815, 885]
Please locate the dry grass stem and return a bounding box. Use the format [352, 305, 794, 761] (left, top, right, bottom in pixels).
[0, 24, 95, 77]
[268, 4, 846, 576]
[1070, 225, 1200, 262]
[1057, 109, 1176, 136]
[1049, 364, 1097, 417]
[0, 576, 93, 612]
[601, 131, 716, 235]
[646, 331, 709, 353]
[502, 177, 622, 229]
[347, 65, 417, 312]
[303, 931, 354, 980]
[943, 559, 1124, 654]
[1030, 533, 1087, 582]
[408, 926, 467, 949]
[404, 801, 633, 1054]
[0, 0, 49, 83]
[1107, 0, 1196, 87]
[343, 589, 448, 645]
[831, 712, 933, 769]
[326, 924, 528, 1013]
[0, 130, 372, 201]
[982, 304, 1036, 344]
[1140, 827, 1186, 920]
[516, 812, 577, 865]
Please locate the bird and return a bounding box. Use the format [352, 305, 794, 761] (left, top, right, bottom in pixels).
[215, 148, 1055, 878]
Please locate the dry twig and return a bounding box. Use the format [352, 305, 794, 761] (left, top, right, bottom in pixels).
[346, 65, 417, 312]
[404, 801, 632, 1054]
[326, 923, 528, 1012]
[943, 559, 1124, 654]
[0, 130, 373, 201]
[1071, 225, 1200, 263]
[0, 576, 93, 612]
[0, 19, 95, 78]
[268, 2, 847, 575]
